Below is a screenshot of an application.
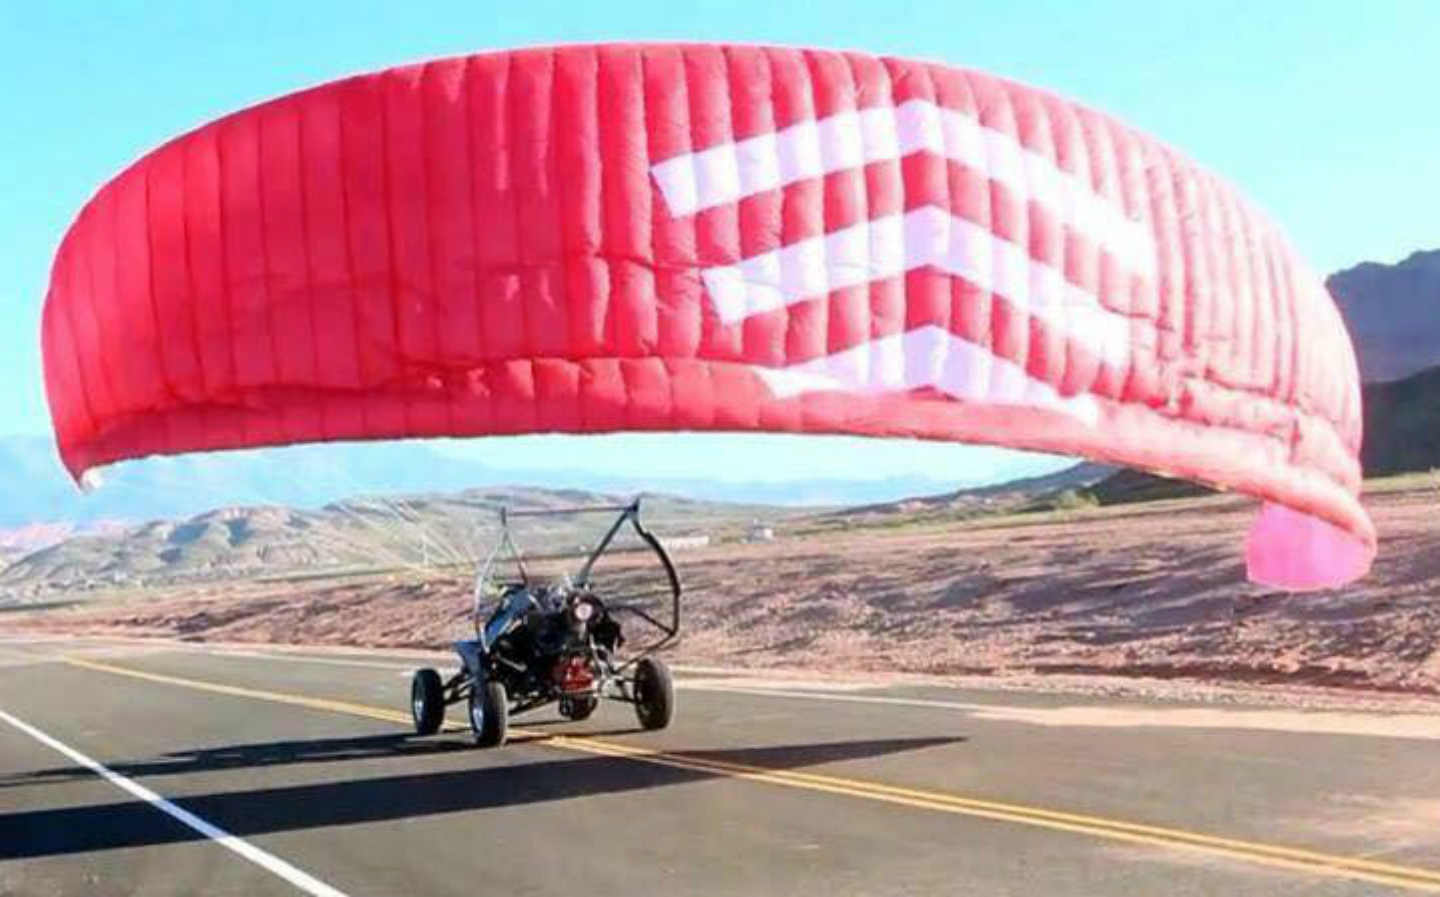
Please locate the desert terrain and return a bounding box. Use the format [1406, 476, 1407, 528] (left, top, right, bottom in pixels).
[9, 475, 1438, 697]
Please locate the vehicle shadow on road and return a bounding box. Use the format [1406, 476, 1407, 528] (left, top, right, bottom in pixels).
[2, 724, 701, 789]
[1, 732, 475, 789]
[0, 733, 964, 859]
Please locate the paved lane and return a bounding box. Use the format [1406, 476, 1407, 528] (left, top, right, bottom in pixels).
[3, 639, 1440, 896]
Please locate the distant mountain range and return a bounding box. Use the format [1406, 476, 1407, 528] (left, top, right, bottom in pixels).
[0, 486, 788, 597]
[0, 435, 965, 537]
[826, 461, 1117, 520]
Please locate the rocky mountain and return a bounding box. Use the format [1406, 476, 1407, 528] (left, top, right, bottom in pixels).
[1329, 249, 1440, 474]
[1066, 249, 1440, 504]
[1061, 362, 1440, 509]
[1362, 364, 1440, 476]
[1328, 249, 1440, 383]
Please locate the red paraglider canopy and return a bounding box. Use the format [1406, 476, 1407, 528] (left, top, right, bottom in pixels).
[40, 43, 1374, 590]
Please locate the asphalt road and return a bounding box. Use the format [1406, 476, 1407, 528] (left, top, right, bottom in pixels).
[3, 637, 1440, 896]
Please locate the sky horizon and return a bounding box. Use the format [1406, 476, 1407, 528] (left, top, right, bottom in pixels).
[3, 1, 1435, 486]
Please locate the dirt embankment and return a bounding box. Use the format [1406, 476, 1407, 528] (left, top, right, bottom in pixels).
[11, 481, 1440, 694]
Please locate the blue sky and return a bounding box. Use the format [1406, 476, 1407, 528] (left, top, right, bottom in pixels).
[2, 1, 1436, 484]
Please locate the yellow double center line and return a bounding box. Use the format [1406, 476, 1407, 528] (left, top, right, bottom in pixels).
[62, 655, 1440, 893]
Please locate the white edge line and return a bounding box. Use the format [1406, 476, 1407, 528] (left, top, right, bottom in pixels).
[677, 683, 988, 712]
[674, 684, 1440, 742]
[0, 708, 349, 897]
[222, 650, 419, 672]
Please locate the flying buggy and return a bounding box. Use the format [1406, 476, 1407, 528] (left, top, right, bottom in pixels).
[409, 499, 680, 747]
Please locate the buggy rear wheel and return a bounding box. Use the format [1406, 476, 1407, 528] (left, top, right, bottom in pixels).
[410, 668, 445, 736]
[559, 695, 598, 721]
[469, 679, 509, 748]
[633, 658, 674, 731]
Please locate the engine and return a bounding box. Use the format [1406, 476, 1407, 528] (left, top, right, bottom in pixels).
[481, 583, 621, 702]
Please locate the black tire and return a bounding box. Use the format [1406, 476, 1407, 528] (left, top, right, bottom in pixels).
[633, 657, 674, 731]
[468, 679, 509, 748]
[410, 668, 445, 736]
[559, 695, 598, 721]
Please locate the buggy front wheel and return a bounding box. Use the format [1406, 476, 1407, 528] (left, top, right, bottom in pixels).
[410, 668, 445, 736]
[469, 680, 509, 748]
[633, 658, 674, 731]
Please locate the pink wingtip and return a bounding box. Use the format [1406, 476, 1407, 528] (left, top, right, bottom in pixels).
[1245, 502, 1374, 591]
